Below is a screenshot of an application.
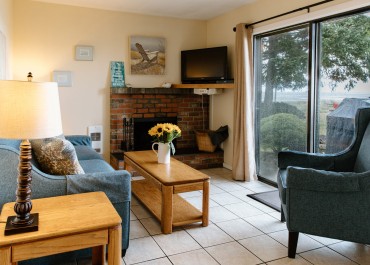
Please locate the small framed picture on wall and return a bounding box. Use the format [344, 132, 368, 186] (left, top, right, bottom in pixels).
[75, 45, 94, 61]
[53, 71, 72, 87]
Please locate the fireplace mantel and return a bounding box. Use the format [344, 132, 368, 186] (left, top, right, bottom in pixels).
[111, 87, 193, 95]
[111, 83, 233, 95]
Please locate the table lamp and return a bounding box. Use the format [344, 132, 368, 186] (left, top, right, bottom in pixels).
[0, 80, 62, 235]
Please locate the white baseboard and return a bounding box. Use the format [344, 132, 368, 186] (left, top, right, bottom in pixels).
[223, 163, 232, 170]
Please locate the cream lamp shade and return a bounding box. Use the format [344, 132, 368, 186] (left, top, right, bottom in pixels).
[0, 80, 63, 139]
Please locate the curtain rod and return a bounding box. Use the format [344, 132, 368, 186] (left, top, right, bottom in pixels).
[232, 0, 334, 32]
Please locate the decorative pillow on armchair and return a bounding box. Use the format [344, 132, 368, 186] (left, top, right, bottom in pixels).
[31, 137, 85, 175]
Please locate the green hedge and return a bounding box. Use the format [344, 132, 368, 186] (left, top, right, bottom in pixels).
[261, 113, 306, 154]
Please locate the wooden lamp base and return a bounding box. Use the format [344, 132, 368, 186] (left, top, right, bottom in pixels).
[4, 139, 39, 236]
[5, 213, 39, 236]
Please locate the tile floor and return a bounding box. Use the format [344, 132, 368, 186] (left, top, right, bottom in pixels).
[120, 168, 369, 265]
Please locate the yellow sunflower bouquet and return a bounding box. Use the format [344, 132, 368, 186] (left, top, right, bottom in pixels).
[148, 123, 181, 154]
[148, 123, 181, 143]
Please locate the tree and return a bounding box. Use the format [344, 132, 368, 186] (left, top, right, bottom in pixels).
[261, 26, 309, 105]
[321, 14, 370, 90]
[260, 12, 370, 104]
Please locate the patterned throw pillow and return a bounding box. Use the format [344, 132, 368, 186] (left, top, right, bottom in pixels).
[31, 137, 85, 175]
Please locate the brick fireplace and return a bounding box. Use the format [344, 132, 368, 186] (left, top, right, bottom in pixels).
[110, 87, 224, 169]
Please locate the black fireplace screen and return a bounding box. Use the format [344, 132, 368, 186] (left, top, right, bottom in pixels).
[121, 117, 177, 151]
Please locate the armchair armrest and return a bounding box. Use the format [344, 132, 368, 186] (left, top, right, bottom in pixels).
[65, 135, 92, 147]
[286, 166, 370, 192]
[278, 151, 335, 170]
[66, 170, 131, 204]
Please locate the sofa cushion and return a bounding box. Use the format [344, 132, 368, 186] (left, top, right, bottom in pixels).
[0, 138, 41, 169]
[0, 138, 21, 150]
[65, 135, 92, 146]
[79, 159, 114, 173]
[74, 145, 103, 161]
[31, 137, 85, 175]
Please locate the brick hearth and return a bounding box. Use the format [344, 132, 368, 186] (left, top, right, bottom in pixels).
[110, 87, 224, 169]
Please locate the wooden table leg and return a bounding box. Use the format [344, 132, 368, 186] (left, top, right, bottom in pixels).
[202, 180, 210, 227]
[161, 185, 173, 234]
[92, 245, 106, 265]
[0, 246, 12, 265]
[107, 225, 122, 265]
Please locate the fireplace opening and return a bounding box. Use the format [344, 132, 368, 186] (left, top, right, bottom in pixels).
[131, 117, 178, 151]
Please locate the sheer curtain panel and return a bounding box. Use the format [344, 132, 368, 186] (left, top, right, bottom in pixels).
[232, 24, 257, 181]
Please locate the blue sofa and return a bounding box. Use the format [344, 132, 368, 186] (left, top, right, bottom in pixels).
[0, 135, 131, 264]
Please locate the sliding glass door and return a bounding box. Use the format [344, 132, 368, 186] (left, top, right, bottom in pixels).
[255, 9, 370, 184]
[315, 12, 370, 154]
[255, 25, 310, 183]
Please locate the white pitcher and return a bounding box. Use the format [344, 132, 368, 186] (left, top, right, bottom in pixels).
[152, 142, 170, 164]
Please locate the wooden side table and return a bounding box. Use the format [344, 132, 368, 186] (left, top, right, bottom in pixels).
[0, 192, 122, 265]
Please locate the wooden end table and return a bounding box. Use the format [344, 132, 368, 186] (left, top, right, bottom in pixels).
[124, 150, 210, 234]
[0, 192, 122, 265]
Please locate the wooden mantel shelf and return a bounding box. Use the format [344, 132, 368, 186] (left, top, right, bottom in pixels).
[172, 83, 234, 89]
[111, 83, 234, 94]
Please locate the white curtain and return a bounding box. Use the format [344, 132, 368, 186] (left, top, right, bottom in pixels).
[232, 24, 257, 182]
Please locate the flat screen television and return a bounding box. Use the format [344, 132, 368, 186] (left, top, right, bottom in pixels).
[181, 46, 228, 84]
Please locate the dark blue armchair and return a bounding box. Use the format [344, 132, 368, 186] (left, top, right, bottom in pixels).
[277, 107, 370, 258]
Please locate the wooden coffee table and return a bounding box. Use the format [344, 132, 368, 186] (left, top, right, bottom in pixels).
[0, 192, 122, 265]
[124, 150, 210, 234]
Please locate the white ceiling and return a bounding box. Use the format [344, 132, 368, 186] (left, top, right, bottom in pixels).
[33, 0, 257, 20]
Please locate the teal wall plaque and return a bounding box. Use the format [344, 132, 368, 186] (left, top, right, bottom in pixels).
[110, 61, 125, 88]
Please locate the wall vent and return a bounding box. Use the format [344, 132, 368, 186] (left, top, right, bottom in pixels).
[88, 125, 103, 154]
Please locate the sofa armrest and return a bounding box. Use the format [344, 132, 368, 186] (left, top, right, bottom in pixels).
[66, 170, 131, 204]
[0, 146, 68, 209]
[278, 151, 335, 170]
[65, 135, 92, 147]
[286, 166, 370, 192]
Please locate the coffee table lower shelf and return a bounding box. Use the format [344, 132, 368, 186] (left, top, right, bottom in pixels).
[132, 179, 203, 227]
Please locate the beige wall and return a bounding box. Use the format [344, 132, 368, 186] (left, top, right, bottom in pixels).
[13, 0, 207, 160]
[0, 0, 13, 79]
[206, 0, 351, 169]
